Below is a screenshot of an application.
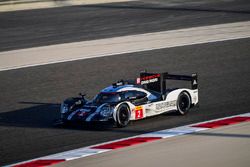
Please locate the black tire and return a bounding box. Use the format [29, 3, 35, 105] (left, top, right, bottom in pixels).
[177, 91, 191, 115]
[116, 104, 130, 128]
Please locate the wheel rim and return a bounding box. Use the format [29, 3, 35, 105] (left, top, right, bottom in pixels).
[179, 95, 189, 112]
[119, 106, 129, 125]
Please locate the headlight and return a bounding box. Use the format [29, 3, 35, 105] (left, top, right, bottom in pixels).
[60, 103, 69, 114]
[100, 105, 112, 117]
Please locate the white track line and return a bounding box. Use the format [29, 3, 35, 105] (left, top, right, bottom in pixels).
[0, 0, 136, 12]
[1, 21, 250, 72]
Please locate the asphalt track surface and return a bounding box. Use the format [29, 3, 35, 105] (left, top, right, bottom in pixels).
[1, 0, 250, 51]
[0, 0, 250, 166]
[1, 38, 250, 166]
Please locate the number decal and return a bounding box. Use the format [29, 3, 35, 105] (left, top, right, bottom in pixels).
[135, 106, 143, 119]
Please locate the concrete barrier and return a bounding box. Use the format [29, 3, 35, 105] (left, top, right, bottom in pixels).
[0, 0, 135, 12]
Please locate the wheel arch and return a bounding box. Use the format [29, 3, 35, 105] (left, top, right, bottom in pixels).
[166, 89, 193, 104]
[113, 102, 132, 123]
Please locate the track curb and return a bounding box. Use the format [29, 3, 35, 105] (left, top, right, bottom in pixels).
[7, 112, 250, 167]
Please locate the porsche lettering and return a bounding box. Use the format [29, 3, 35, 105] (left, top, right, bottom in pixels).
[156, 101, 176, 110]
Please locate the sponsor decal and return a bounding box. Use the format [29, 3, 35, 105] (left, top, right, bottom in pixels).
[135, 106, 144, 119]
[77, 109, 91, 117]
[140, 74, 160, 85]
[141, 78, 158, 85]
[155, 101, 176, 110]
[136, 78, 141, 84]
[77, 111, 88, 117]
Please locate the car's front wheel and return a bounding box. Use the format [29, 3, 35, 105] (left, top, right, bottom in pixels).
[116, 104, 130, 128]
[177, 91, 191, 115]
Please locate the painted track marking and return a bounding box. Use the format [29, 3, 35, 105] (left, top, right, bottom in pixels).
[0, 0, 135, 12]
[7, 112, 250, 167]
[1, 21, 250, 71]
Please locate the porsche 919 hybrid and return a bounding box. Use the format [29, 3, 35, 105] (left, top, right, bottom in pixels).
[60, 71, 198, 127]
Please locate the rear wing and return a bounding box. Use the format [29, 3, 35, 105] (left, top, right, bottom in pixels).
[137, 71, 198, 94]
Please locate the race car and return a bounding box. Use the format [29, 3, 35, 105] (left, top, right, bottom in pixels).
[60, 71, 198, 127]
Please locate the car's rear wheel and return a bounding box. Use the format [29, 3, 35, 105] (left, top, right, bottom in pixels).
[116, 104, 130, 128]
[177, 91, 191, 115]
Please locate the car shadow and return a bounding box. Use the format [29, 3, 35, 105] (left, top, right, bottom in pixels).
[0, 101, 117, 131]
[0, 101, 186, 133]
[0, 101, 144, 132]
[0, 101, 60, 129]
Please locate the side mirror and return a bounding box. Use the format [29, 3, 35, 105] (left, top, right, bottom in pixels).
[79, 92, 86, 97]
[79, 93, 87, 102]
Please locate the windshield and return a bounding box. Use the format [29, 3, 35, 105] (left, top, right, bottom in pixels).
[93, 93, 121, 104]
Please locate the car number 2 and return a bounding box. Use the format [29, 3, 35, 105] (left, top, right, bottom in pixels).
[135, 106, 144, 119]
